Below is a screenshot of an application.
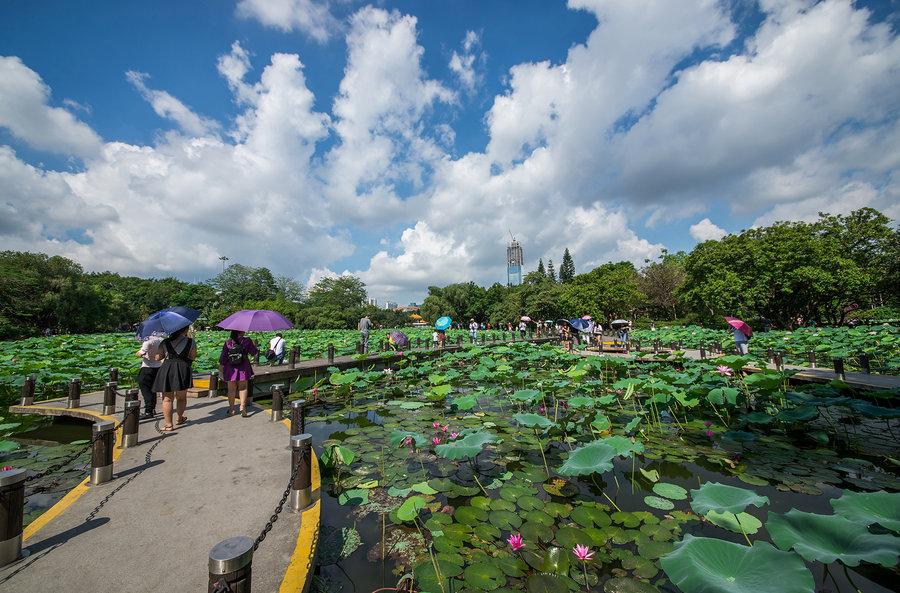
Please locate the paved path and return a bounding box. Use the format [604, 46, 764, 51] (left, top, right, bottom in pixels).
[3, 393, 309, 593]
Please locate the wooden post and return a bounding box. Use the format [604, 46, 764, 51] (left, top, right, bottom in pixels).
[91, 420, 115, 485]
[807, 351, 816, 368]
[766, 348, 775, 363]
[290, 434, 313, 511]
[270, 384, 284, 422]
[833, 358, 845, 381]
[0, 468, 27, 567]
[209, 371, 219, 396]
[122, 401, 140, 448]
[327, 343, 335, 364]
[858, 353, 870, 374]
[208, 536, 253, 593]
[67, 378, 81, 409]
[290, 399, 306, 436]
[773, 352, 784, 371]
[653, 340, 659, 354]
[289, 347, 298, 369]
[699, 344, 706, 359]
[103, 381, 117, 415]
[456, 336, 462, 347]
[356, 341, 363, 355]
[124, 388, 139, 405]
[109, 367, 118, 383]
[20, 375, 35, 406]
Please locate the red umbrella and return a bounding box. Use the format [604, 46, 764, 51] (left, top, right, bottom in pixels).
[725, 316, 752, 338]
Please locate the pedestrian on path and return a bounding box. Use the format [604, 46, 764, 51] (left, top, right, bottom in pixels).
[267, 332, 286, 365]
[358, 315, 372, 353]
[152, 326, 196, 431]
[469, 319, 478, 343]
[518, 319, 527, 339]
[731, 325, 749, 355]
[219, 329, 259, 417]
[136, 335, 163, 419]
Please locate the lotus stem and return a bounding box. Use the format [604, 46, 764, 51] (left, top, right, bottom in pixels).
[734, 513, 752, 546]
[535, 430, 551, 479]
[841, 562, 862, 593]
[581, 560, 589, 591]
[413, 517, 447, 593]
[601, 490, 622, 513]
[472, 471, 490, 498]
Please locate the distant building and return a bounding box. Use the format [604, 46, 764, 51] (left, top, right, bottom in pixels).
[507, 238, 524, 286]
[385, 301, 398, 310]
[367, 298, 378, 307]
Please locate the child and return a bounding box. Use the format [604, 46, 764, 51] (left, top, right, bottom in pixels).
[432, 330, 439, 348]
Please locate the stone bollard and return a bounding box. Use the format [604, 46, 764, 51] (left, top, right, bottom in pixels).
[379, 339, 385, 352]
[699, 344, 706, 359]
[289, 347, 298, 369]
[208, 536, 254, 593]
[270, 385, 284, 422]
[773, 352, 784, 371]
[290, 399, 306, 436]
[456, 336, 462, 347]
[20, 375, 35, 406]
[0, 468, 27, 567]
[209, 371, 219, 396]
[858, 353, 870, 374]
[122, 400, 140, 448]
[807, 351, 816, 368]
[124, 388, 139, 405]
[290, 434, 313, 511]
[327, 343, 335, 364]
[103, 381, 117, 415]
[91, 420, 115, 485]
[67, 378, 81, 409]
[634, 340, 641, 353]
[109, 367, 119, 383]
[653, 340, 659, 354]
[766, 348, 775, 363]
[833, 358, 845, 381]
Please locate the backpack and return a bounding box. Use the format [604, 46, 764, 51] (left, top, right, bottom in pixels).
[227, 340, 245, 365]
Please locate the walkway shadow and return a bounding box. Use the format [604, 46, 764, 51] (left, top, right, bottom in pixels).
[24, 517, 110, 555]
[184, 405, 266, 427]
[114, 458, 163, 479]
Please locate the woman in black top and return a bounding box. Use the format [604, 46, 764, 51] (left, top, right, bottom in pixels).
[152, 325, 197, 431]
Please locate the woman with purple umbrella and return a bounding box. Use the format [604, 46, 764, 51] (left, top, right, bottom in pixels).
[219, 330, 259, 417]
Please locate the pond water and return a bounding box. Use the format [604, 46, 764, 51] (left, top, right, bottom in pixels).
[297, 343, 899, 593]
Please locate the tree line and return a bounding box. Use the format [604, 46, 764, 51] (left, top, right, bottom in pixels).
[1, 207, 896, 339]
[419, 208, 899, 329]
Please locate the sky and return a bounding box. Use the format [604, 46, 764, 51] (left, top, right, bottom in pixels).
[1, 0, 898, 305]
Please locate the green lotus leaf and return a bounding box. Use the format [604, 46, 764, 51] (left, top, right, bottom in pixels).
[706, 387, 739, 406]
[470, 496, 492, 510]
[660, 535, 814, 593]
[557, 441, 617, 476]
[389, 430, 427, 448]
[490, 498, 516, 512]
[567, 396, 596, 408]
[450, 394, 478, 410]
[690, 482, 769, 515]
[831, 491, 900, 533]
[414, 559, 463, 591]
[652, 482, 688, 500]
[602, 577, 660, 593]
[767, 509, 900, 567]
[396, 495, 426, 521]
[317, 526, 362, 565]
[644, 496, 674, 510]
[571, 504, 611, 528]
[463, 562, 506, 590]
[776, 406, 819, 423]
[600, 435, 644, 456]
[639, 467, 659, 482]
[741, 412, 774, 425]
[489, 509, 522, 530]
[623, 416, 642, 434]
[524, 546, 570, 574]
[337, 488, 369, 506]
[591, 412, 611, 432]
[434, 431, 498, 460]
[511, 389, 541, 403]
[410, 481, 438, 495]
[555, 526, 590, 549]
[705, 511, 762, 535]
[0, 440, 20, 453]
[513, 413, 555, 429]
[455, 505, 488, 526]
[527, 574, 568, 593]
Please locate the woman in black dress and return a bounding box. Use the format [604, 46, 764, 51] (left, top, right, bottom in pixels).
[152, 325, 196, 431]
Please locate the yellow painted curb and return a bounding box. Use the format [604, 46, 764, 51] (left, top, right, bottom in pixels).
[19, 406, 125, 542]
[278, 416, 321, 593]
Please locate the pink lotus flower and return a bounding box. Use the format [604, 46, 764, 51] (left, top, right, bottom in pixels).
[449, 432, 459, 440]
[507, 533, 525, 551]
[704, 421, 712, 428]
[403, 436, 413, 447]
[706, 430, 714, 438]
[1, 466, 12, 472]
[398, 351, 404, 356]
[716, 365, 733, 377]
[539, 405, 546, 414]
[432, 437, 441, 445]
[440, 505, 454, 514]
[311, 387, 318, 399]
[441, 425, 449, 433]
[573, 544, 594, 561]
[432, 421, 441, 429]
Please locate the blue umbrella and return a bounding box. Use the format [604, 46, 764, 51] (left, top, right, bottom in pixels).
[136, 307, 200, 340]
[435, 316, 452, 330]
[568, 318, 591, 331]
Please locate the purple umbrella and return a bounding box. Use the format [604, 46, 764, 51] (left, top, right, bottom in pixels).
[217, 310, 294, 332]
[389, 331, 409, 349]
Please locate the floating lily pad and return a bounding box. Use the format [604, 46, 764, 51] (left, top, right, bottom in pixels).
[660, 535, 814, 593]
[463, 562, 506, 590]
[689, 482, 769, 515]
[557, 441, 617, 476]
[513, 413, 556, 429]
[705, 511, 762, 535]
[435, 431, 498, 460]
[644, 495, 674, 510]
[603, 577, 660, 592]
[489, 510, 523, 531]
[337, 488, 369, 506]
[831, 491, 900, 533]
[652, 483, 687, 500]
[318, 526, 362, 565]
[455, 505, 488, 526]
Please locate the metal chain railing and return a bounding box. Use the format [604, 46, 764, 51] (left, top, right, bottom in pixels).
[252, 453, 304, 551]
[23, 405, 139, 484]
[211, 577, 233, 593]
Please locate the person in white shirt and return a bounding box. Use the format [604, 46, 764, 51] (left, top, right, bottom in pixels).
[268, 333, 286, 365]
[136, 336, 163, 419]
[518, 320, 527, 339]
[469, 319, 478, 343]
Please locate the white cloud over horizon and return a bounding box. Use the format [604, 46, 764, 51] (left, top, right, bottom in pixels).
[0, 1, 898, 304]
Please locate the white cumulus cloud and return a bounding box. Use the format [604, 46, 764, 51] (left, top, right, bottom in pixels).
[689, 218, 727, 242]
[236, 0, 340, 43]
[126, 71, 220, 136]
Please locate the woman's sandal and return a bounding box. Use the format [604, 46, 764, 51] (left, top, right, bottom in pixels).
[227, 408, 235, 417]
[161, 425, 175, 432]
[176, 416, 188, 425]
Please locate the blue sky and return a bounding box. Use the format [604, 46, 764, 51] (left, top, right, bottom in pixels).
[0, 0, 898, 304]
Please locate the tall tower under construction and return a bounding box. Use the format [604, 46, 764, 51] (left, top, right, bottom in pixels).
[506, 237, 524, 286]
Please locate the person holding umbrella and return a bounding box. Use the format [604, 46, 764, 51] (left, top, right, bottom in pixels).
[726, 316, 752, 355]
[136, 335, 163, 419]
[219, 330, 258, 417]
[152, 325, 197, 431]
[469, 319, 478, 343]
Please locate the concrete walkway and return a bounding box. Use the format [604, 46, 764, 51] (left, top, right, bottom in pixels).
[2, 394, 305, 593]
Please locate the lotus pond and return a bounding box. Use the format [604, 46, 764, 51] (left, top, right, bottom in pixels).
[302, 342, 900, 592]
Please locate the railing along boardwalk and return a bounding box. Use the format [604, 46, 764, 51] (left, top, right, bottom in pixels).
[2, 334, 557, 592]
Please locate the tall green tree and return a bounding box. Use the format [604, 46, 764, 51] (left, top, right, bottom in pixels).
[536, 259, 546, 276]
[209, 264, 278, 306]
[560, 249, 575, 283]
[638, 251, 687, 320]
[546, 259, 557, 283]
[559, 262, 645, 322]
